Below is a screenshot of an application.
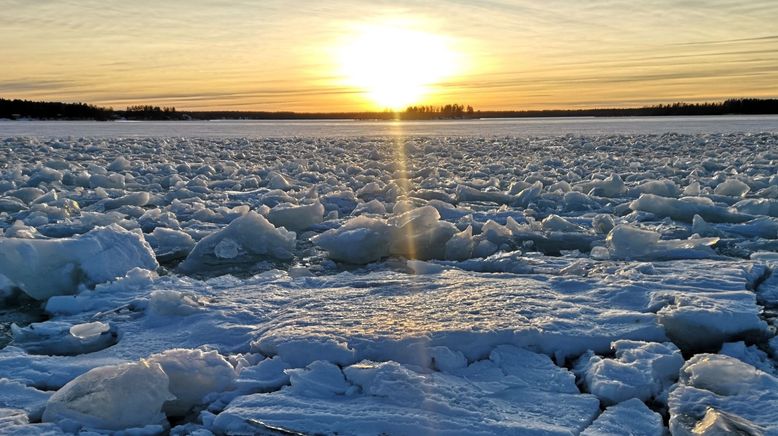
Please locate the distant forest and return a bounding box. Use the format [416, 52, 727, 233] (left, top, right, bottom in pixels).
[2, 97, 778, 121]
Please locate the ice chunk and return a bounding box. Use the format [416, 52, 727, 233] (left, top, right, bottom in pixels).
[266, 171, 293, 190]
[89, 173, 125, 189]
[668, 354, 778, 435]
[591, 214, 615, 234]
[713, 178, 750, 197]
[267, 201, 324, 231]
[455, 184, 513, 205]
[657, 292, 768, 352]
[313, 207, 457, 263]
[312, 216, 392, 263]
[607, 224, 718, 260]
[514, 181, 543, 207]
[234, 356, 291, 393]
[683, 181, 700, 196]
[634, 179, 679, 197]
[11, 320, 117, 356]
[42, 361, 173, 430]
[581, 398, 664, 436]
[589, 174, 626, 198]
[179, 211, 295, 273]
[563, 191, 600, 211]
[574, 340, 683, 405]
[146, 349, 236, 416]
[107, 156, 131, 171]
[286, 360, 354, 397]
[444, 225, 475, 261]
[351, 199, 386, 216]
[144, 227, 195, 262]
[0, 224, 158, 300]
[68, 321, 110, 340]
[542, 214, 586, 233]
[733, 198, 778, 216]
[630, 194, 752, 223]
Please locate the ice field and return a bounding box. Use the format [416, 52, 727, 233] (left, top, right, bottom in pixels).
[1, 119, 778, 434]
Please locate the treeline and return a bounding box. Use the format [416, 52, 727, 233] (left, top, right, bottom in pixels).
[0, 98, 114, 120]
[181, 99, 778, 120]
[404, 104, 475, 119]
[124, 105, 184, 120]
[474, 99, 778, 119]
[0, 99, 187, 120]
[2, 97, 778, 121]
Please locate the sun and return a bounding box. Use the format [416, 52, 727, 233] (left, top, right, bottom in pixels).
[337, 22, 460, 110]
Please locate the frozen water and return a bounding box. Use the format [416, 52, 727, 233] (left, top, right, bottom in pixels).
[1, 129, 778, 433]
[668, 354, 778, 435]
[0, 225, 157, 300]
[581, 398, 664, 436]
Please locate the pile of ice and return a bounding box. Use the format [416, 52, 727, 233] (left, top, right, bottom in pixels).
[179, 211, 295, 274]
[1, 133, 778, 434]
[0, 224, 157, 300]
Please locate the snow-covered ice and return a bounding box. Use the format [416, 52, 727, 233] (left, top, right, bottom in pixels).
[1, 131, 778, 434]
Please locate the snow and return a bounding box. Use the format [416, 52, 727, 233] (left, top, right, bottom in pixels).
[1, 130, 778, 434]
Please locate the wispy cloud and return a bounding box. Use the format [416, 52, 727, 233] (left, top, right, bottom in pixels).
[1, 0, 777, 110]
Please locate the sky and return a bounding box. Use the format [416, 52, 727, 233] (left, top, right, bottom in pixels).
[1, 0, 777, 111]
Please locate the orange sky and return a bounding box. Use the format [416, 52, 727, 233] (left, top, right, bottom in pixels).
[1, 0, 777, 111]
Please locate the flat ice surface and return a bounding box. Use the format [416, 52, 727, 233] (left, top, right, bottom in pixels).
[0, 114, 776, 138]
[2, 130, 778, 434]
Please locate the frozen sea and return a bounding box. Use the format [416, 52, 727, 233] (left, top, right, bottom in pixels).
[1, 116, 778, 435]
[1, 114, 777, 138]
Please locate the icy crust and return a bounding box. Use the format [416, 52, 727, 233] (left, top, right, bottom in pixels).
[0, 258, 768, 433]
[213, 349, 600, 436]
[668, 354, 778, 435]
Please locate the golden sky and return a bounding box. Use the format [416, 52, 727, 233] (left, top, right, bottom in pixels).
[1, 0, 777, 111]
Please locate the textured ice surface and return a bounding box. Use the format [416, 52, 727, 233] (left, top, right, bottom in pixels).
[574, 340, 684, 406]
[668, 354, 778, 435]
[581, 398, 664, 436]
[2, 132, 778, 434]
[0, 225, 157, 300]
[213, 352, 600, 435]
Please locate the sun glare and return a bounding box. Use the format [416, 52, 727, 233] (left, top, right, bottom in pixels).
[337, 23, 460, 110]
